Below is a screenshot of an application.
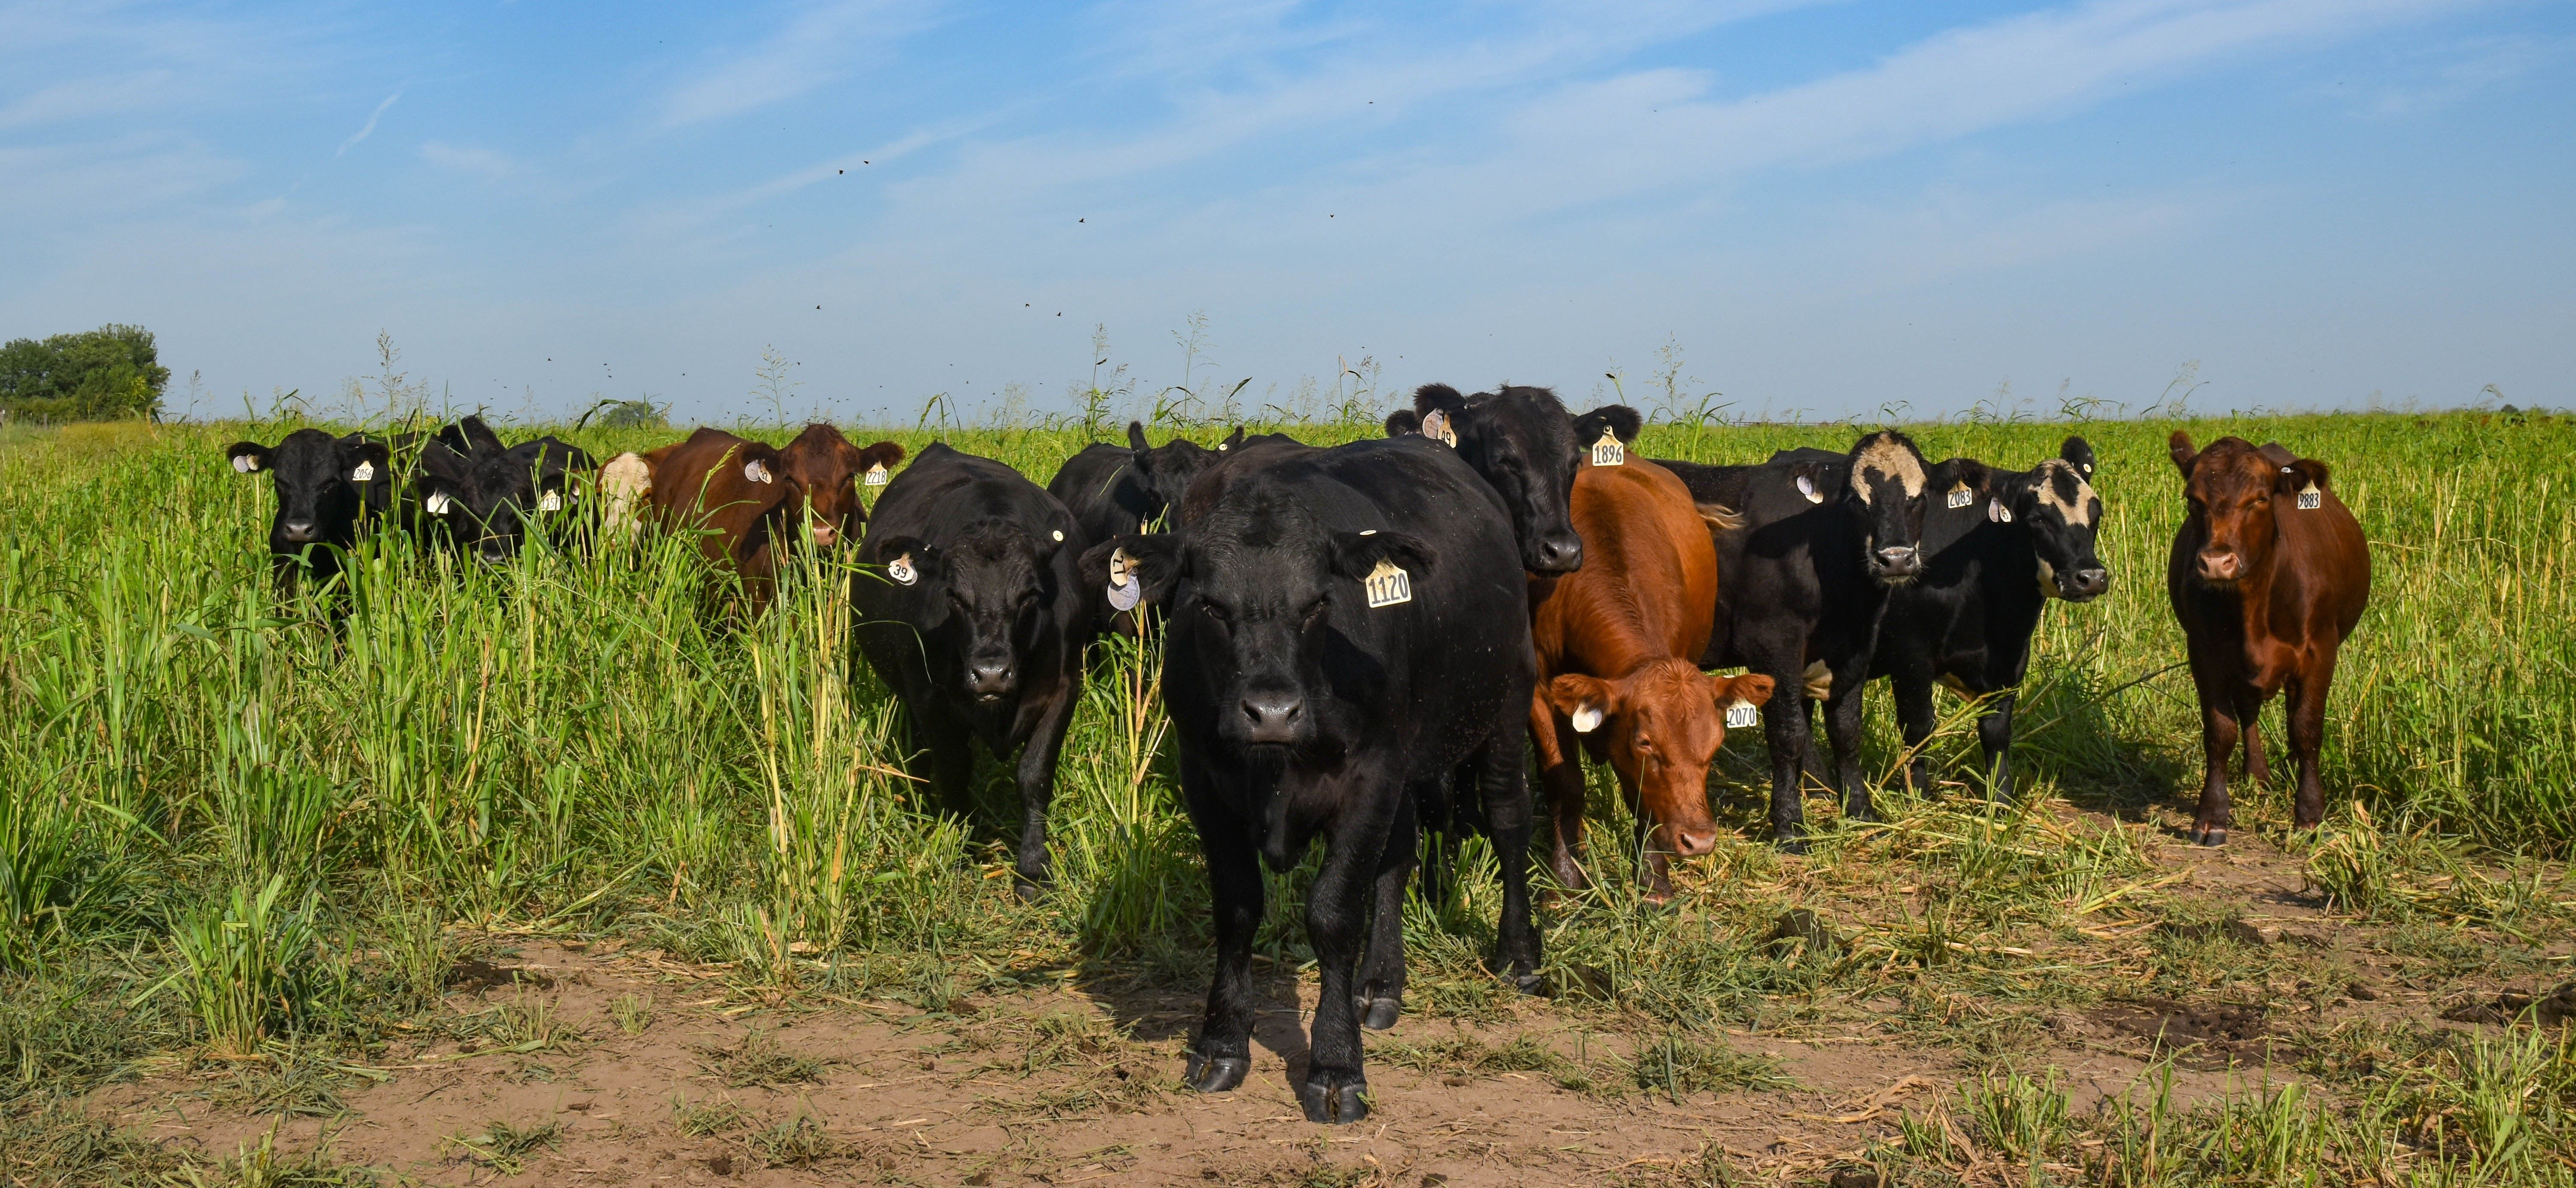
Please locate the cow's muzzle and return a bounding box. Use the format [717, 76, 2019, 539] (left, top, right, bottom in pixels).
[2063, 567, 2111, 601]
[1236, 691, 1304, 745]
[279, 520, 320, 544]
[966, 658, 1017, 701]
[1528, 531, 1584, 574]
[1869, 545, 1922, 583]
[2194, 551, 2240, 583]
[474, 538, 513, 566]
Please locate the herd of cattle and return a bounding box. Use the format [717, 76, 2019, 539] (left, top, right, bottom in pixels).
[225, 386, 2370, 1122]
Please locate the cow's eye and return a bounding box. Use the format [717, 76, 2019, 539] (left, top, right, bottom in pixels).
[1299, 596, 1327, 627]
[1200, 599, 1232, 624]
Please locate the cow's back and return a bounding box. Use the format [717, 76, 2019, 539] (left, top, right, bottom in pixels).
[1535, 461, 1716, 673]
[2275, 487, 2371, 641]
[1047, 444, 1147, 542]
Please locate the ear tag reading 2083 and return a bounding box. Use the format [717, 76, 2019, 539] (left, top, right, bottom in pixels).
[864, 463, 889, 486]
[1725, 701, 1759, 729]
[1946, 482, 1973, 509]
[2297, 483, 2321, 511]
[1591, 430, 1624, 467]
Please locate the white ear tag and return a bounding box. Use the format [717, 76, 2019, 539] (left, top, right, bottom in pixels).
[1216, 442, 1228, 451]
[1570, 704, 1604, 733]
[1106, 548, 1142, 611]
[1363, 556, 1412, 608]
[1590, 430, 1624, 467]
[1946, 483, 1973, 509]
[351, 461, 375, 482]
[864, 463, 888, 486]
[745, 459, 774, 484]
[539, 490, 562, 512]
[1420, 410, 1456, 448]
[887, 553, 917, 585]
[2080, 462, 2093, 475]
[233, 454, 259, 473]
[1725, 701, 1759, 729]
[425, 491, 453, 515]
[1796, 475, 1822, 503]
[1989, 499, 2012, 523]
[2297, 483, 2321, 510]
[1051, 530, 1065, 542]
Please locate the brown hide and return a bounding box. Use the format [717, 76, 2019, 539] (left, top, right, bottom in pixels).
[2166, 433, 2371, 843]
[778, 424, 905, 549]
[641, 428, 798, 612]
[1528, 459, 1773, 898]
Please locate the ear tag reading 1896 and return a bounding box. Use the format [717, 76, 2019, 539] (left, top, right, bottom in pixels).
[1796, 475, 1822, 503]
[2297, 483, 2321, 510]
[864, 463, 888, 486]
[1946, 483, 1973, 509]
[351, 461, 374, 482]
[1726, 701, 1759, 729]
[1363, 557, 1412, 608]
[887, 554, 917, 585]
[1591, 430, 1625, 466]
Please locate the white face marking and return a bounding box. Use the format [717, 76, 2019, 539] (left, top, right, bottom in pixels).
[1847, 436, 1926, 503]
[1570, 704, 1605, 733]
[2035, 556, 2059, 600]
[351, 461, 374, 482]
[2031, 460, 2097, 527]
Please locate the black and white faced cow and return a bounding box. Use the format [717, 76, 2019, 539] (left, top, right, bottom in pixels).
[1385, 384, 1603, 574]
[852, 444, 1091, 897]
[411, 416, 594, 566]
[1086, 435, 1541, 1124]
[1655, 430, 1943, 846]
[1869, 437, 2109, 802]
[225, 429, 395, 594]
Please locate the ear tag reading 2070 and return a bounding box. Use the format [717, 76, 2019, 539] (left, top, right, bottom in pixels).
[1590, 430, 1625, 467]
[1946, 483, 1974, 509]
[864, 463, 889, 486]
[2297, 483, 2321, 510]
[1725, 701, 1760, 729]
[1363, 557, 1413, 608]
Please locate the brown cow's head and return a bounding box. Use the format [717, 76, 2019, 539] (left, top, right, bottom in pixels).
[781, 423, 904, 549]
[1545, 664, 1775, 859]
[2170, 432, 2331, 587]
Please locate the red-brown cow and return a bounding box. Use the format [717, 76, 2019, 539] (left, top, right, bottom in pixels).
[1532, 458, 1774, 899]
[778, 423, 906, 550]
[632, 428, 800, 612]
[2167, 433, 2371, 844]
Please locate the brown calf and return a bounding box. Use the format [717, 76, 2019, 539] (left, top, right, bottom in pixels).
[778, 423, 905, 550]
[1531, 459, 1774, 898]
[2167, 433, 2371, 844]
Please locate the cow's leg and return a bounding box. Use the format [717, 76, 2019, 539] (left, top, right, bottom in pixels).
[2284, 649, 2337, 831]
[1530, 693, 1591, 892]
[1890, 670, 1941, 799]
[1007, 678, 1081, 899]
[1475, 735, 1544, 992]
[1181, 761, 1260, 1096]
[2190, 666, 2240, 846]
[1356, 793, 1417, 1031]
[1977, 689, 2020, 804]
[1299, 781, 1396, 1124]
[1618, 765, 1675, 902]
[1822, 683, 1873, 824]
[2236, 691, 2271, 787]
[1758, 674, 1813, 850]
[908, 698, 978, 819]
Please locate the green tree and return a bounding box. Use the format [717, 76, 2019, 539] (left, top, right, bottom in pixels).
[0, 324, 170, 422]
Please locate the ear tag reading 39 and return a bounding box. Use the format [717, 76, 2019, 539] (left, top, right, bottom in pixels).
[1796, 475, 1822, 503]
[351, 461, 374, 482]
[1591, 430, 1625, 467]
[1988, 499, 2012, 524]
[887, 553, 917, 585]
[1106, 548, 1141, 611]
[1946, 483, 1973, 509]
[538, 490, 563, 512]
[1363, 557, 1412, 608]
[1725, 701, 1759, 729]
[2297, 483, 2321, 510]
[1420, 409, 1456, 448]
[425, 492, 453, 515]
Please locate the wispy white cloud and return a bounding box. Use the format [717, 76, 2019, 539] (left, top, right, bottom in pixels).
[419, 140, 511, 178]
[336, 91, 400, 155]
[657, 0, 939, 128]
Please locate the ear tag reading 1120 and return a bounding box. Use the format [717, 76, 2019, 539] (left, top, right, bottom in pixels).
[1363, 557, 1412, 608]
[351, 461, 374, 482]
[887, 554, 917, 585]
[1726, 701, 1759, 729]
[864, 463, 888, 486]
[1591, 430, 1625, 466]
[2297, 483, 2321, 510]
[1946, 482, 1973, 509]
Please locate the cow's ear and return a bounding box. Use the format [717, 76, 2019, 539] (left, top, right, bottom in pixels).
[857, 440, 906, 471]
[868, 534, 939, 588]
[2059, 436, 2096, 479]
[453, 415, 506, 455]
[1787, 459, 1838, 505]
[1544, 674, 1618, 734]
[1571, 404, 1643, 445]
[2275, 458, 2331, 495]
[1220, 425, 1245, 451]
[2167, 431, 2199, 478]
[1413, 383, 1468, 417]
[1126, 420, 1151, 454]
[1937, 457, 1991, 494]
[1083, 534, 1183, 609]
[1713, 672, 1776, 710]
[734, 442, 786, 487]
[1383, 409, 1422, 438]
[348, 440, 392, 481]
[226, 441, 272, 474]
[1328, 530, 1436, 584]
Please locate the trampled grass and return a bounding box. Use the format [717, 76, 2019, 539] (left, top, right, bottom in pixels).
[0, 408, 2569, 1179]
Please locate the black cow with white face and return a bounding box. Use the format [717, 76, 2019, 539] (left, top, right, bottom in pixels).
[853, 443, 1091, 897]
[225, 428, 396, 594]
[1047, 423, 1247, 634]
[1867, 438, 2109, 801]
[1088, 434, 1540, 1124]
[410, 416, 593, 567]
[1384, 383, 1598, 573]
[1654, 430, 1946, 846]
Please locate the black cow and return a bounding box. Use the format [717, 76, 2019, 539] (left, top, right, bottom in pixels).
[411, 416, 594, 566]
[1654, 430, 1942, 846]
[1863, 438, 2109, 802]
[225, 428, 396, 594]
[1383, 383, 1594, 573]
[1089, 434, 1540, 1124]
[1049, 423, 1246, 634]
[852, 443, 1090, 897]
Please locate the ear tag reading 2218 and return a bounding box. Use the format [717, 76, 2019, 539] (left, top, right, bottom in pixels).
[864, 463, 888, 486]
[2297, 483, 2321, 510]
[1590, 430, 1624, 467]
[1725, 701, 1759, 729]
[1363, 557, 1413, 608]
[1946, 483, 1973, 509]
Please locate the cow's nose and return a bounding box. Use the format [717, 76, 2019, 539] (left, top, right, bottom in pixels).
[2196, 551, 2238, 582]
[1671, 829, 1718, 858]
[966, 659, 1015, 699]
[475, 539, 511, 565]
[280, 520, 319, 543]
[2071, 567, 2111, 598]
[1238, 693, 1303, 743]
[1531, 533, 1583, 573]
[1874, 545, 1921, 576]
[809, 523, 838, 548]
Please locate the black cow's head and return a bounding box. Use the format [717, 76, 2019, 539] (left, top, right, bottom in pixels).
[1952, 437, 2110, 601]
[869, 517, 1063, 702]
[226, 429, 391, 554]
[1386, 383, 1605, 573]
[2171, 432, 2328, 588]
[1779, 430, 1934, 586]
[1125, 421, 1241, 527]
[413, 419, 593, 566]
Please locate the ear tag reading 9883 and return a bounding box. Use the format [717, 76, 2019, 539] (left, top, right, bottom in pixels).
[1363, 557, 1412, 608]
[1590, 430, 1624, 467]
[1726, 701, 1759, 729]
[2297, 483, 2321, 510]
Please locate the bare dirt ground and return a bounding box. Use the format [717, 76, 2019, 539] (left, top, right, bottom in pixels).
[87, 803, 2569, 1188]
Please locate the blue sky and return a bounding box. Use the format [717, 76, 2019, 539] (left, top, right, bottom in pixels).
[3, 0, 2570, 425]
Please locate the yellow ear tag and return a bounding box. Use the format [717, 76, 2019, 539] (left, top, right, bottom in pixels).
[1946, 482, 1973, 509]
[887, 553, 917, 585]
[351, 461, 375, 482]
[1725, 701, 1759, 729]
[864, 463, 889, 486]
[1590, 429, 1624, 466]
[1363, 557, 1412, 608]
[2297, 483, 2321, 510]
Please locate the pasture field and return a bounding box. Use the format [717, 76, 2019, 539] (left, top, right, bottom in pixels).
[2, 408, 2571, 1186]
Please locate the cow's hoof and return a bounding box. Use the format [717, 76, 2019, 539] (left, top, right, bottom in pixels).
[1511, 969, 1546, 996]
[1360, 997, 1401, 1031]
[2194, 826, 2228, 847]
[1182, 1050, 1247, 1094]
[1776, 835, 1810, 856]
[1012, 878, 1047, 903]
[1297, 1076, 1370, 1124]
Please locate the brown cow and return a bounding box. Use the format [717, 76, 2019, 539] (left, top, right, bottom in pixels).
[632, 427, 800, 612]
[2167, 433, 2371, 844]
[778, 423, 906, 549]
[1531, 458, 1774, 899]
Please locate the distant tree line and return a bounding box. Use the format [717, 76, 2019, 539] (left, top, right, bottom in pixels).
[0, 324, 169, 423]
